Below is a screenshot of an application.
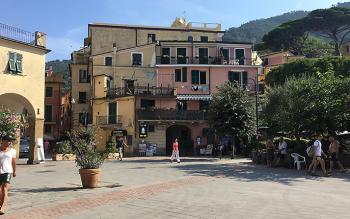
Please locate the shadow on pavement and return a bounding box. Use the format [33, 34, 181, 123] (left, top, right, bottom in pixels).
[113, 157, 220, 164]
[171, 161, 350, 185]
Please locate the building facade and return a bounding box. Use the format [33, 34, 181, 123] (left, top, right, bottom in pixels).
[71, 18, 262, 156]
[44, 73, 71, 142]
[0, 23, 50, 162]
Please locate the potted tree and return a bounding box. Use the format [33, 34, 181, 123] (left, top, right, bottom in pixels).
[104, 141, 119, 159]
[68, 128, 104, 188]
[52, 141, 76, 161]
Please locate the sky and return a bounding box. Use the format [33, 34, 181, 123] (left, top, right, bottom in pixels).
[1, 0, 342, 61]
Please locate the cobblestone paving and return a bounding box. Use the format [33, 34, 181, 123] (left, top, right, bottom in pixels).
[3, 157, 350, 219]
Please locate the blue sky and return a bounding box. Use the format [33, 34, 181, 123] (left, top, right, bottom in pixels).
[1, 0, 342, 61]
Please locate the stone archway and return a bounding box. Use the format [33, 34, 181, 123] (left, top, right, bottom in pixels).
[0, 93, 41, 164]
[166, 125, 193, 156]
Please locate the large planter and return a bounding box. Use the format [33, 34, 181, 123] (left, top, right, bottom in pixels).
[79, 168, 101, 188]
[104, 153, 120, 160]
[52, 154, 76, 161]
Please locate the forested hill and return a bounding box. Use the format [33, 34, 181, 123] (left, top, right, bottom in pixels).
[45, 59, 71, 91]
[223, 1, 350, 43]
[223, 11, 308, 43]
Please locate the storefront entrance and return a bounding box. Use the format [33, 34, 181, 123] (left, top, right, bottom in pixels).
[166, 125, 193, 156]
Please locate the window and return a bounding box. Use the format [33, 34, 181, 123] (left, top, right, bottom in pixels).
[148, 124, 155, 132]
[8, 52, 23, 73]
[221, 48, 229, 63]
[228, 71, 248, 86]
[78, 92, 87, 103]
[161, 48, 170, 64]
[108, 102, 117, 124]
[200, 36, 208, 42]
[199, 100, 210, 110]
[132, 53, 142, 66]
[148, 33, 156, 43]
[188, 36, 193, 42]
[175, 68, 187, 82]
[198, 48, 209, 64]
[105, 57, 112, 66]
[141, 99, 155, 108]
[44, 125, 51, 135]
[177, 48, 187, 64]
[45, 105, 52, 122]
[78, 112, 87, 125]
[45, 87, 53, 97]
[191, 70, 206, 84]
[235, 48, 245, 65]
[79, 70, 89, 83]
[177, 101, 187, 110]
[263, 58, 269, 66]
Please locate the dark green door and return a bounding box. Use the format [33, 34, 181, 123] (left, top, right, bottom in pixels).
[177, 48, 187, 64]
[199, 48, 208, 64]
[108, 102, 117, 124]
[235, 49, 245, 65]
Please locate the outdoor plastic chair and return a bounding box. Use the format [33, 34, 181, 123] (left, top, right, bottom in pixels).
[291, 153, 306, 170]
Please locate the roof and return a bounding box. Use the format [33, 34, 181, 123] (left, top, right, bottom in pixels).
[176, 94, 212, 101]
[259, 51, 294, 57]
[159, 40, 252, 45]
[0, 36, 51, 53]
[89, 23, 224, 33]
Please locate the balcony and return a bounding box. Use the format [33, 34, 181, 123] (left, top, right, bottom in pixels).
[137, 109, 208, 121]
[107, 86, 175, 99]
[0, 23, 35, 45]
[96, 115, 122, 127]
[156, 56, 252, 65]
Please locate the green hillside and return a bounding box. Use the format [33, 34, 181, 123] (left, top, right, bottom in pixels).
[45, 59, 71, 92]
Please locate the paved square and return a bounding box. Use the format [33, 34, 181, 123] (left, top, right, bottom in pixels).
[3, 157, 350, 219]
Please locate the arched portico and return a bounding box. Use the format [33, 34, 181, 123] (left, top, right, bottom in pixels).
[0, 93, 42, 164]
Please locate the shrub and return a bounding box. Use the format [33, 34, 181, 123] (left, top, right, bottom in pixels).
[54, 141, 73, 154]
[68, 128, 104, 169]
[105, 141, 117, 154]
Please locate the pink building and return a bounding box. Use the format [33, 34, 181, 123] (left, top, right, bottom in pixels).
[136, 41, 261, 155]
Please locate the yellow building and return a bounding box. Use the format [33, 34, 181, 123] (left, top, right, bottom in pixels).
[0, 23, 50, 163]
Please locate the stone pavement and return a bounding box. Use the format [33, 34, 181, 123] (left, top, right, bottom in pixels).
[3, 157, 350, 219]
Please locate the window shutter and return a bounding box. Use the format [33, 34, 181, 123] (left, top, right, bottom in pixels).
[16, 53, 23, 73]
[191, 70, 199, 84]
[242, 71, 248, 86]
[200, 71, 206, 84]
[8, 52, 16, 71]
[182, 67, 187, 82]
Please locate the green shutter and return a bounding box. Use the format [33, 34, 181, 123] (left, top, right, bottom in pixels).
[182, 67, 187, 82]
[200, 71, 206, 84]
[16, 53, 23, 73]
[228, 71, 240, 83]
[191, 70, 200, 84]
[8, 52, 16, 71]
[242, 71, 248, 86]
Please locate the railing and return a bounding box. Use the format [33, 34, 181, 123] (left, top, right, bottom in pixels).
[96, 115, 122, 126]
[137, 109, 208, 121]
[107, 86, 175, 99]
[156, 56, 252, 65]
[0, 23, 35, 45]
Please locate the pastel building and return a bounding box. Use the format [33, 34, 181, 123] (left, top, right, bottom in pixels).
[71, 18, 262, 156]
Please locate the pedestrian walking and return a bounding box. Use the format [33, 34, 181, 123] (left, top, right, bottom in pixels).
[266, 139, 274, 168]
[0, 135, 17, 215]
[116, 136, 126, 161]
[328, 136, 346, 173]
[308, 134, 330, 177]
[170, 138, 180, 163]
[275, 137, 287, 166]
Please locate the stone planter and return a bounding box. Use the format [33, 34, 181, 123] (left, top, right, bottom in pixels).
[79, 168, 101, 188]
[52, 154, 76, 161]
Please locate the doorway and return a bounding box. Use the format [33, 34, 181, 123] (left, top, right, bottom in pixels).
[166, 125, 193, 156]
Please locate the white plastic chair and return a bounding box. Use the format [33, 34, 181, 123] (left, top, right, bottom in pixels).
[291, 153, 306, 170]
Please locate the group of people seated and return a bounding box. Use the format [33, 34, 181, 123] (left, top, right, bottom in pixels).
[265, 135, 347, 176]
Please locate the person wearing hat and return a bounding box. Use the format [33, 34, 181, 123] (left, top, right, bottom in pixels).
[0, 135, 17, 215]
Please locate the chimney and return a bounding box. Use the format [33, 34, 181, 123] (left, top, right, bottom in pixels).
[35, 31, 46, 47]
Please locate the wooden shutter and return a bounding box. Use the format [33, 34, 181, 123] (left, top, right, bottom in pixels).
[182, 67, 187, 82]
[16, 53, 23, 73]
[8, 52, 16, 71]
[242, 71, 248, 86]
[200, 71, 206, 84]
[191, 70, 199, 84]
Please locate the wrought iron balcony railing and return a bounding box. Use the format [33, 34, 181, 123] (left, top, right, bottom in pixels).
[107, 86, 175, 99]
[0, 23, 35, 45]
[156, 56, 252, 65]
[137, 109, 208, 121]
[96, 115, 122, 126]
